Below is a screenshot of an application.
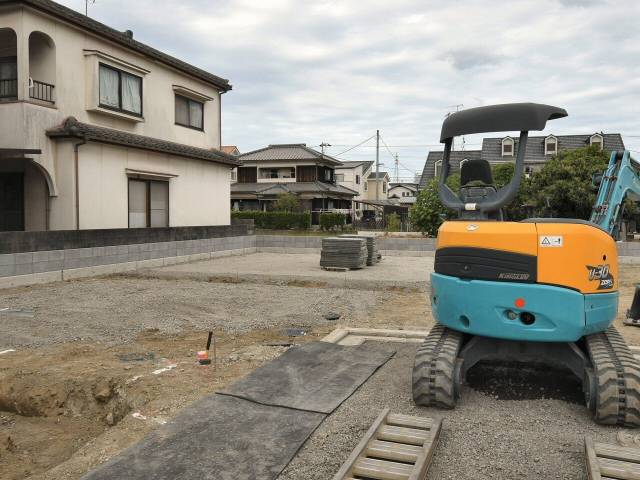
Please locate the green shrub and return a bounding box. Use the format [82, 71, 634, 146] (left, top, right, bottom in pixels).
[231, 210, 311, 229]
[319, 212, 346, 231]
[385, 213, 401, 232]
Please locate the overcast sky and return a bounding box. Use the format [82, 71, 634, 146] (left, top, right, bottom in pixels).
[60, 0, 640, 181]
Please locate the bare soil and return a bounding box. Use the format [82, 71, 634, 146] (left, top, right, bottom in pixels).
[0, 275, 412, 480]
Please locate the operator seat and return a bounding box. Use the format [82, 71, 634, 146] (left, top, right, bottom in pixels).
[458, 159, 503, 220]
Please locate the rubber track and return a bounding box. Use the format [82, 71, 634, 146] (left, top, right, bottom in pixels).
[412, 324, 463, 409]
[586, 326, 640, 426]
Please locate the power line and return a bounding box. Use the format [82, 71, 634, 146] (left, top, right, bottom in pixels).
[331, 135, 376, 157]
[325, 143, 482, 148]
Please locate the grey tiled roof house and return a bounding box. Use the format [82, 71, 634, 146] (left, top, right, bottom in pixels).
[418, 133, 624, 189]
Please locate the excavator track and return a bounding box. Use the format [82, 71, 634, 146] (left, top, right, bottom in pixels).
[412, 324, 464, 409]
[585, 326, 640, 426]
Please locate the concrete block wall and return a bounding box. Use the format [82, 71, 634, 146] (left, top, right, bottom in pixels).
[0, 224, 255, 289]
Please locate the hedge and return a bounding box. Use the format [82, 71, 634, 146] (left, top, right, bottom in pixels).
[319, 212, 346, 231]
[231, 210, 311, 229]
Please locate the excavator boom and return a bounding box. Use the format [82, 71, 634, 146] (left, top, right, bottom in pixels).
[591, 150, 640, 239]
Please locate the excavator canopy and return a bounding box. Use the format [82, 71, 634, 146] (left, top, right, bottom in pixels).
[439, 102, 568, 143]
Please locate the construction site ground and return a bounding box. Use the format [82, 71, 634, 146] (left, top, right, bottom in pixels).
[0, 251, 639, 480]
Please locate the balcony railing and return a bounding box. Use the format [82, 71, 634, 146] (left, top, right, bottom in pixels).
[30, 79, 55, 103]
[0, 78, 17, 99]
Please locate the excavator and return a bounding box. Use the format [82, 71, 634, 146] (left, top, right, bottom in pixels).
[412, 103, 640, 426]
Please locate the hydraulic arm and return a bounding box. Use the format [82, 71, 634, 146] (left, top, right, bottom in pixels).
[591, 150, 640, 239]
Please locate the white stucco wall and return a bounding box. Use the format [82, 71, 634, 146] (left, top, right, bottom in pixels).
[77, 143, 230, 229]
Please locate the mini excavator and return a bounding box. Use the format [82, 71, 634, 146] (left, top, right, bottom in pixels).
[413, 103, 640, 426]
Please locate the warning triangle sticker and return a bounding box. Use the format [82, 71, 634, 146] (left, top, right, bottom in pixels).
[541, 237, 551, 245]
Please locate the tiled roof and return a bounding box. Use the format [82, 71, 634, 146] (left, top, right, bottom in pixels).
[221, 145, 240, 155]
[231, 181, 358, 197]
[5, 0, 231, 91]
[238, 144, 342, 165]
[46, 117, 241, 167]
[367, 171, 390, 180]
[481, 133, 624, 164]
[335, 160, 374, 172]
[418, 133, 625, 187]
[389, 182, 418, 191]
[419, 150, 482, 188]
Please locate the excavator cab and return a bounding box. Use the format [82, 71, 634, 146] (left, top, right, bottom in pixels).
[413, 103, 640, 426]
[458, 159, 502, 220]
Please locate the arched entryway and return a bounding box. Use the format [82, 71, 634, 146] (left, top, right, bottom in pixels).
[0, 155, 52, 231]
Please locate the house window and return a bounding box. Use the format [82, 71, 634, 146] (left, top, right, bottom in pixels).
[545, 136, 557, 155]
[335, 173, 344, 182]
[175, 94, 204, 130]
[590, 134, 604, 151]
[99, 63, 142, 116]
[502, 137, 514, 156]
[382, 182, 387, 194]
[324, 169, 332, 181]
[364, 181, 368, 191]
[128, 179, 169, 228]
[434, 160, 442, 178]
[355, 174, 360, 185]
[231, 169, 237, 181]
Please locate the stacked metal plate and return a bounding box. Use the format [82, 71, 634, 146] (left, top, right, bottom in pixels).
[320, 237, 367, 270]
[339, 234, 379, 265]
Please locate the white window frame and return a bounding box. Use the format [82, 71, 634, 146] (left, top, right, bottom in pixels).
[434, 160, 442, 178]
[545, 135, 558, 155]
[590, 134, 604, 151]
[502, 137, 514, 157]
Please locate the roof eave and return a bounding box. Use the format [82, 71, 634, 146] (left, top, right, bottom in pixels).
[9, 0, 231, 92]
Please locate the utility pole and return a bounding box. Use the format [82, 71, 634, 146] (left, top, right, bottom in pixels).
[85, 0, 95, 16]
[375, 130, 380, 201]
[319, 142, 331, 154]
[394, 153, 399, 183]
[445, 104, 464, 151]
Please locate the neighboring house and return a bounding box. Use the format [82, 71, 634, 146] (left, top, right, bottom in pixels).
[222, 145, 241, 181]
[0, 0, 239, 232]
[418, 133, 624, 188]
[388, 182, 418, 206]
[230, 144, 358, 224]
[334, 160, 373, 220]
[221, 145, 240, 156]
[361, 171, 391, 219]
[365, 172, 390, 201]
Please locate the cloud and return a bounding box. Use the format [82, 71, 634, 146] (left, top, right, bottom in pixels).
[57, 0, 640, 177]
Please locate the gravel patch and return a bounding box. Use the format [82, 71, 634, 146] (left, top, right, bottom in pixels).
[0, 277, 386, 348]
[279, 344, 621, 480]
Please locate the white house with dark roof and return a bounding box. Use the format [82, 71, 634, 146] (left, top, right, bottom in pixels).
[0, 0, 239, 231]
[418, 133, 625, 188]
[231, 144, 358, 224]
[388, 182, 418, 206]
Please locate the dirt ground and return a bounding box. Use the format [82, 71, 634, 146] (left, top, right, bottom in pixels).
[0, 254, 637, 479]
[0, 270, 425, 480]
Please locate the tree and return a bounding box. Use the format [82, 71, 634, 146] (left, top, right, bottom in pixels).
[409, 174, 460, 236]
[273, 192, 301, 212]
[528, 146, 609, 219]
[490, 162, 532, 221]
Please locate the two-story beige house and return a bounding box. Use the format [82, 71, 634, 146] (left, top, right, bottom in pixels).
[0, 0, 240, 232]
[334, 160, 372, 220]
[230, 143, 357, 224]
